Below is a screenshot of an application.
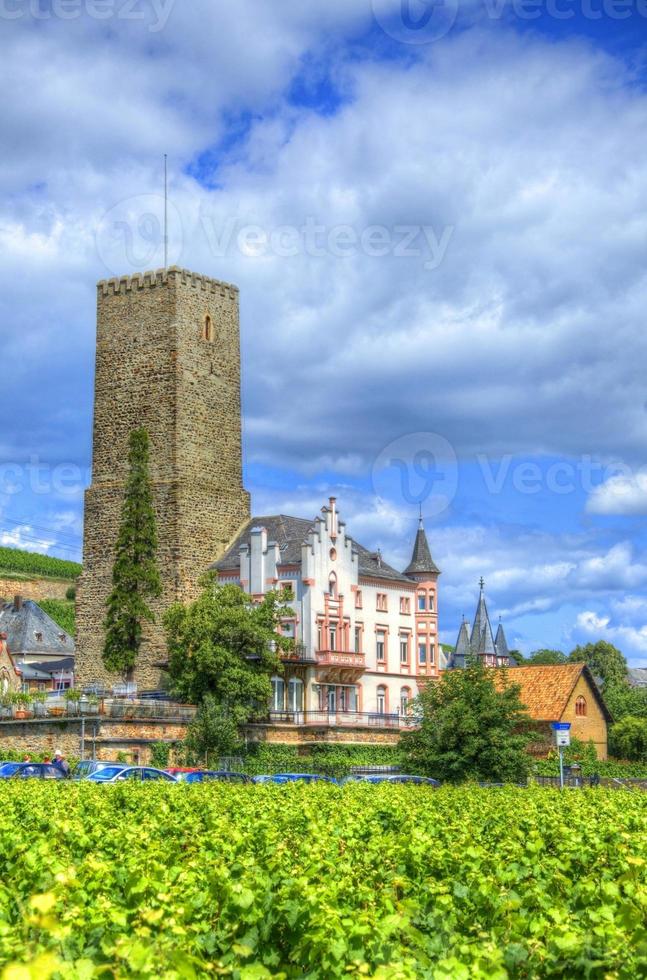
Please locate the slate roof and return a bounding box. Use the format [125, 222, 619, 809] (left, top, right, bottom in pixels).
[0, 599, 74, 657]
[495, 622, 510, 661]
[213, 514, 412, 584]
[471, 589, 496, 655]
[494, 663, 613, 723]
[452, 620, 471, 668]
[404, 519, 440, 576]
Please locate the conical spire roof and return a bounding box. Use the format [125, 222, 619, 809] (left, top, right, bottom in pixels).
[470, 579, 496, 655]
[404, 517, 440, 577]
[452, 619, 471, 667]
[495, 621, 510, 660]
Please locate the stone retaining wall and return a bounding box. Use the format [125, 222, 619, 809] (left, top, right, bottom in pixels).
[0, 578, 71, 602]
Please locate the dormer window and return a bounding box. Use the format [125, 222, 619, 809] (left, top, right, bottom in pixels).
[59, 634, 66, 643]
[34, 632, 43, 643]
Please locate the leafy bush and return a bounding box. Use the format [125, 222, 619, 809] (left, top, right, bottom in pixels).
[240, 742, 402, 778]
[0, 785, 644, 977]
[0, 547, 81, 580]
[609, 716, 647, 763]
[39, 599, 75, 637]
[149, 742, 171, 769]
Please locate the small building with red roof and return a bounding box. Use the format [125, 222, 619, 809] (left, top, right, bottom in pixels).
[495, 662, 612, 760]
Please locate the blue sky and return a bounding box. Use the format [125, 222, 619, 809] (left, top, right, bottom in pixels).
[1, 1, 647, 663]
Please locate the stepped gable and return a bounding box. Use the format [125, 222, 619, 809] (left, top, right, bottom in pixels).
[214, 514, 411, 584]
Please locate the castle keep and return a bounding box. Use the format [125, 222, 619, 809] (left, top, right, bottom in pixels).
[75, 267, 250, 690]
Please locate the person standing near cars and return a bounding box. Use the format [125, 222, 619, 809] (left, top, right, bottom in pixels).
[52, 749, 70, 777]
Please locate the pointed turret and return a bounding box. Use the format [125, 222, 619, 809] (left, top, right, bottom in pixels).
[470, 578, 495, 656]
[404, 516, 440, 577]
[452, 618, 471, 669]
[495, 620, 512, 665]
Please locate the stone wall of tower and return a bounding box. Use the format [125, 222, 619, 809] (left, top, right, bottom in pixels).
[75, 267, 250, 691]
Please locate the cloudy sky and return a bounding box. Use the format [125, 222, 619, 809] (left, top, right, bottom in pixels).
[1, 1, 647, 663]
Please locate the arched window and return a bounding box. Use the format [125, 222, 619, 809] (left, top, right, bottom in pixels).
[271, 676, 285, 713]
[203, 315, 213, 342]
[328, 573, 337, 598]
[376, 685, 387, 715]
[575, 696, 587, 717]
[400, 687, 411, 716]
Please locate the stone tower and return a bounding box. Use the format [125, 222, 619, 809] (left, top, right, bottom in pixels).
[76, 266, 251, 690]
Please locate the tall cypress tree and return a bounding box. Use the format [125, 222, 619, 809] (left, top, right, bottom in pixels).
[103, 428, 162, 679]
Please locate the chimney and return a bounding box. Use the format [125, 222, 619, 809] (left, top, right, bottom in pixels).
[13, 595, 23, 612]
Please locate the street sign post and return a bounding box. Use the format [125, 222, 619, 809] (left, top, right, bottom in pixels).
[551, 722, 572, 788]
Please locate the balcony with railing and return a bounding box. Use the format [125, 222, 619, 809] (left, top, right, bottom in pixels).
[280, 642, 317, 665]
[267, 709, 410, 729]
[315, 647, 366, 683]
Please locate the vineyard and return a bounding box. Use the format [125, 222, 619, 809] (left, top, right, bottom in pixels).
[0, 785, 645, 978]
[0, 547, 81, 581]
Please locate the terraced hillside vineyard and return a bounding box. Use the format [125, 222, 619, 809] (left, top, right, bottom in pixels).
[0, 547, 81, 581]
[0, 784, 644, 978]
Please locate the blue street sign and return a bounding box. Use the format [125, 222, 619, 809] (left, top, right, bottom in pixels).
[551, 722, 571, 731]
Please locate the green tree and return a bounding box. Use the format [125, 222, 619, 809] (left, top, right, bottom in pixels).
[401, 662, 532, 783]
[527, 648, 567, 665]
[165, 576, 291, 731]
[184, 695, 243, 764]
[609, 715, 647, 762]
[508, 649, 525, 665]
[604, 681, 647, 720]
[103, 428, 162, 678]
[568, 641, 627, 687]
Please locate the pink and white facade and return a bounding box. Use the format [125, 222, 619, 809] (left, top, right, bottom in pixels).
[214, 498, 441, 728]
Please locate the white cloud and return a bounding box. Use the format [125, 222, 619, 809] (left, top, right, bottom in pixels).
[574, 610, 647, 663]
[587, 472, 647, 515]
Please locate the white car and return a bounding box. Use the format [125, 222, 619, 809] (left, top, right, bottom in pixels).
[85, 765, 177, 783]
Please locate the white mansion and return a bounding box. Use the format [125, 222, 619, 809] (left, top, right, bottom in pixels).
[214, 498, 441, 726]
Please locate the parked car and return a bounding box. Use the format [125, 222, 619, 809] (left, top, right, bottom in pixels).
[252, 773, 337, 785]
[0, 762, 66, 780]
[85, 766, 178, 783]
[340, 774, 440, 785]
[73, 759, 124, 780]
[179, 770, 251, 784]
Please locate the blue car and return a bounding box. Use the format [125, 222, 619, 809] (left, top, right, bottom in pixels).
[86, 766, 177, 783]
[0, 762, 66, 780]
[252, 773, 337, 785]
[180, 770, 250, 784]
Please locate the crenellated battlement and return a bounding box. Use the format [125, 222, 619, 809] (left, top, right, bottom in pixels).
[97, 266, 239, 298]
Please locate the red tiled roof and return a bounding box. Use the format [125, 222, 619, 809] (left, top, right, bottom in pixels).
[494, 663, 612, 722]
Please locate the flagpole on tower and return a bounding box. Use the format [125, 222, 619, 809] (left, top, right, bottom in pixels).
[164, 153, 168, 269]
